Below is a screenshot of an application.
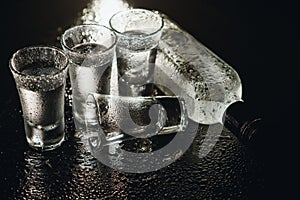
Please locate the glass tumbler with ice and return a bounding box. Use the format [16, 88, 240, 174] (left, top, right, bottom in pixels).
[9, 46, 69, 151]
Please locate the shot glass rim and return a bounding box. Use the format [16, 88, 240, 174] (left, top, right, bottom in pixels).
[9, 45, 69, 78]
[61, 24, 117, 57]
[109, 8, 164, 38]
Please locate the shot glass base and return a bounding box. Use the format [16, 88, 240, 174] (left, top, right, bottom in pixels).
[24, 119, 66, 151]
[73, 115, 87, 133]
[118, 82, 155, 97]
[27, 136, 65, 152]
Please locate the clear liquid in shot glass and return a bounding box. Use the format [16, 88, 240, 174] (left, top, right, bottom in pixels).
[116, 30, 158, 96]
[19, 62, 65, 150]
[69, 43, 113, 123]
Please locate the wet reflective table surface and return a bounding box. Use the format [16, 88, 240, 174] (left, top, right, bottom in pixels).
[0, 0, 268, 199]
[0, 100, 263, 199]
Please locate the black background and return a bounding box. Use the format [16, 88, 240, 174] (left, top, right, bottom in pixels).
[0, 0, 298, 198]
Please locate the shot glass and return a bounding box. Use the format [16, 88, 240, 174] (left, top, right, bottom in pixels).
[83, 93, 188, 151]
[109, 8, 164, 96]
[9, 46, 69, 151]
[61, 24, 117, 128]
